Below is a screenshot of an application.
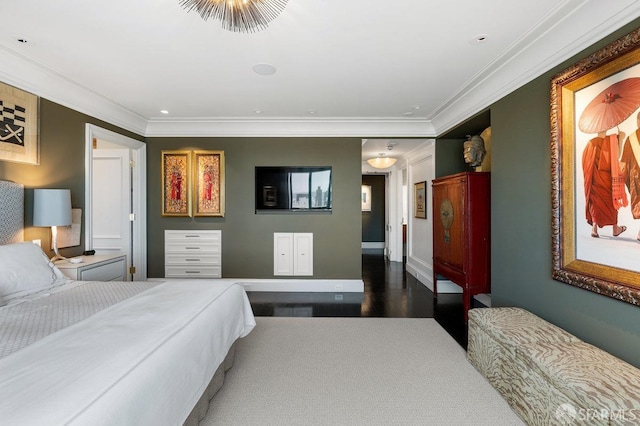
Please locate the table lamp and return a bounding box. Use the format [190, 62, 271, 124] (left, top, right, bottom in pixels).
[33, 188, 72, 262]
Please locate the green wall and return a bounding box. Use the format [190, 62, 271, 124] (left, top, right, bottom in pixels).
[435, 138, 467, 178]
[489, 20, 640, 366]
[361, 174, 385, 242]
[0, 99, 143, 257]
[146, 137, 362, 279]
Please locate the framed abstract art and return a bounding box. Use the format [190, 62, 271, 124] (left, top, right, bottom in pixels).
[0, 82, 39, 165]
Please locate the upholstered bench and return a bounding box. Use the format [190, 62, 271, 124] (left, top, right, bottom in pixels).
[468, 307, 640, 426]
[467, 307, 580, 404]
[513, 340, 640, 425]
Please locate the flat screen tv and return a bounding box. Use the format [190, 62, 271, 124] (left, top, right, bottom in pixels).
[255, 166, 332, 212]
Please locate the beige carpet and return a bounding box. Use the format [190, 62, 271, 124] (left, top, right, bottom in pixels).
[201, 317, 523, 425]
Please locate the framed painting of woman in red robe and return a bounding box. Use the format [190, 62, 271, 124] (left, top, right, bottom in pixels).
[193, 150, 225, 217]
[161, 150, 192, 217]
[551, 27, 640, 306]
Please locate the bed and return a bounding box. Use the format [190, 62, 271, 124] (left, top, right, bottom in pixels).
[0, 180, 256, 425]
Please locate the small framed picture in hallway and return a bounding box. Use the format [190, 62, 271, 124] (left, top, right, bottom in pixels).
[414, 181, 426, 219]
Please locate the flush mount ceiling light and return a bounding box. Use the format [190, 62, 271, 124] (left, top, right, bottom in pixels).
[367, 142, 398, 168]
[179, 0, 289, 33]
[367, 154, 397, 169]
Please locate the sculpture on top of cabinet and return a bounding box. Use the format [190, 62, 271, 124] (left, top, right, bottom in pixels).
[463, 134, 486, 171]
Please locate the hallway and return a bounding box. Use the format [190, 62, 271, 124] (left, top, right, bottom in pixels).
[247, 250, 468, 348]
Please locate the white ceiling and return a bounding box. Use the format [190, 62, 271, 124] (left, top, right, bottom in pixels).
[0, 0, 639, 143]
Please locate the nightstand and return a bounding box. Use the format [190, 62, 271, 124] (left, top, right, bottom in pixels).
[55, 254, 127, 281]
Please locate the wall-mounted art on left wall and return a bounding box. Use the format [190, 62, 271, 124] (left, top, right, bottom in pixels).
[0, 82, 39, 165]
[161, 150, 192, 217]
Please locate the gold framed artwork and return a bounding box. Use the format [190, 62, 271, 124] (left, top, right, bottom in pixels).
[414, 181, 426, 219]
[0, 82, 39, 165]
[193, 150, 225, 217]
[161, 150, 192, 217]
[550, 27, 640, 306]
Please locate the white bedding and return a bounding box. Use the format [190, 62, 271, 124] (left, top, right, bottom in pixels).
[0, 279, 256, 425]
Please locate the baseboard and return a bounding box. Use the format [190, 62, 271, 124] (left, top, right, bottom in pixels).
[405, 265, 462, 294]
[361, 242, 385, 249]
[151, 277, 364, 293]
[473, 293, 491, 308]
[237, 279, 364, 292]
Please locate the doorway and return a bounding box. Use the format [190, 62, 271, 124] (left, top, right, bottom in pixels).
[84, 124, 147, 281]
[362, 174, 386, 252]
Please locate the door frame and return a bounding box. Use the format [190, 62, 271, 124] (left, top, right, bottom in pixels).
[84, 124, 147, 280]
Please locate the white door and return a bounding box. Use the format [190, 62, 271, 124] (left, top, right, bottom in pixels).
[274, 233, 293, 276]
[92, 148, 131, 279]
[293, 233, 313, 276]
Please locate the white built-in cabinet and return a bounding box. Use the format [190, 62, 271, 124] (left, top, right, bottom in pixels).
[165, 230, 222, 278]
[273, 232, 313, 276]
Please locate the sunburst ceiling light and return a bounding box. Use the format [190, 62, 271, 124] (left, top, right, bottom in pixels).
[367, 153, 397, 169]
[179, 0, 289, 33]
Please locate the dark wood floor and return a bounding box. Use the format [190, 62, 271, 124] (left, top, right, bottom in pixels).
[247, 250, 469, 348]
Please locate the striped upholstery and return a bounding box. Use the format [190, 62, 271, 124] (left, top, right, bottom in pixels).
[468, 307, 640, 426]
[467, 307, 579, 404]
[515, 341, 640, 426]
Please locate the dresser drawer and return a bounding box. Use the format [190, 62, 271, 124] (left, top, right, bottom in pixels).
[56, 255, 127, 281]
[165, 266, 221, 278]
[165, 241, 221, 254]
[78, 257, 126, 281]
[165, 254, 221, 265]
[165, 230, 221, 242]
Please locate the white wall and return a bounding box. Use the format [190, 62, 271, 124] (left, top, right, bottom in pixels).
[405, 141, 435, 289]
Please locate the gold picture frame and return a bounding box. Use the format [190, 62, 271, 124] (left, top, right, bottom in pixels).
[414, 181, 426, 219]
[193, 150, 225, 217]
[161, 150, 192, 217]
[0, 82, 39, 165]
[551, 27, 640, 306]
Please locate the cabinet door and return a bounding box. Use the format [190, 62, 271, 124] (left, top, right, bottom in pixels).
[274, 233, 293, 276]
[293, 233, 313, 276]
[432, 178, 465, 271]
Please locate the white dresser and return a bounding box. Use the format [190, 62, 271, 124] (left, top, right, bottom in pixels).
[55, 254, 127, 281]
[165, 230, 222, 278]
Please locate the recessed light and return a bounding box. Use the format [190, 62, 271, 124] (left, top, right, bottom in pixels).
[254, 110, 263, 114]
[307, 110, 317, 115]
[16, 37, 28, 44]
[469, 34, 488, 45]
[252, 63, 276, 76]
[412, 105, 421, 110]
[403, 112, 414, 117]
[160, 110, 169, 114]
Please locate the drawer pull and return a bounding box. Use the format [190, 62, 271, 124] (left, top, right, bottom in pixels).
[185, 271, 201, 274]
[185, 235, 201, 238]
[186, 259, 200, 262]
[185, 247, 201, 250]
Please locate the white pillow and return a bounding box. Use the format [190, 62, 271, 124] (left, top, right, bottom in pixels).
[0, 242, 66, 301]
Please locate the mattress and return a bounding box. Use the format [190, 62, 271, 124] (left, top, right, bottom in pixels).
[0, 279, 256, 425]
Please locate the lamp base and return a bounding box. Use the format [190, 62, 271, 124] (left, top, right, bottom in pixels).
[50, 254, 68, 263]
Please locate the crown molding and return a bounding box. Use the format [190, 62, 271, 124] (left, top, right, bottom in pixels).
[1, 0, 639, 139]
[429, 0, 640, 135]
[0, 46, 148, 136]
[144, 117, 437, 138]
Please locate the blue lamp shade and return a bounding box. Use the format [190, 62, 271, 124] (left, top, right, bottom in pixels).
[33, 189, 72, 227]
